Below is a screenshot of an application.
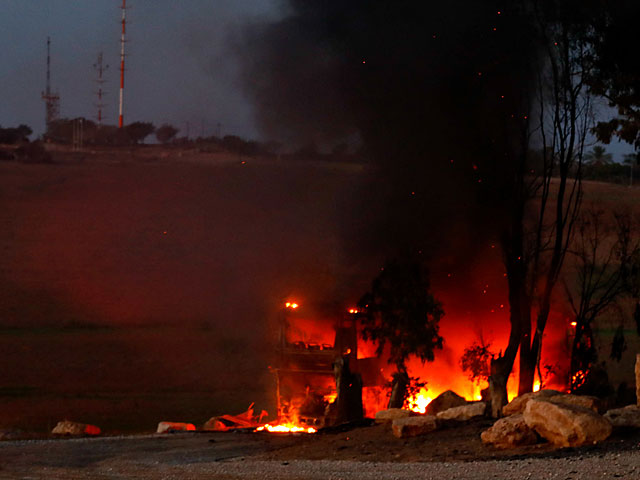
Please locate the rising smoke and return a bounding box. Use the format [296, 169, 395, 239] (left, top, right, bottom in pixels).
[239, 1, 540, 268]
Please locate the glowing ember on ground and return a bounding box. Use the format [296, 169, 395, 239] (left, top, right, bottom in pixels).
[256, 423, 317, 434]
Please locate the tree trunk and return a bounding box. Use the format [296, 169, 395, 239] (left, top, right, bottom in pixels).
[333, 356, 364, 424]
[489, 355, 510, 418]
[518, 333, 535, 395]
[569, 320, 596, 392]
[388, 370, 409, 409]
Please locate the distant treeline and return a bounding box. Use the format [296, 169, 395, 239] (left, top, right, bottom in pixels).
[0, 124, 32, 144]
[43, 117, 364, 162]
[582, 162, 639, 185]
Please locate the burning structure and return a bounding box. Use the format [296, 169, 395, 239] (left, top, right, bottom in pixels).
[272, 302, 385, 429]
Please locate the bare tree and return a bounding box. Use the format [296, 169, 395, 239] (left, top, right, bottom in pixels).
[564, 209, 640, 392]
[490, 0, 594, 416]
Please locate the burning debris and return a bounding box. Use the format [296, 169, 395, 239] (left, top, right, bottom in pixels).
[203, 404, 268, 432]
[268, 301, 383, 431]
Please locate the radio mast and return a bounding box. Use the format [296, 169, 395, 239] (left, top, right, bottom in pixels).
[41, 37, 60, 132]
[118, 0, 127, 128]
[93, 52, 109, 126]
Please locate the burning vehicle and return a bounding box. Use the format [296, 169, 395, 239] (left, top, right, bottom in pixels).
[267, 302, 386, 431]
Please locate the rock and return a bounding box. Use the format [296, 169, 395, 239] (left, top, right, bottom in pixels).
[0, 429, 23, 440]
[436, 401, 486, 421]
[426, 390, 468, 415]
[157, 421, 196, 434]
[548, 394, 602, 413]
[375, 408, 411, 423]
[604, 405, 640, 429]
[636, 354, 640, 406]
[502, 389, 563, 416]
[391, 415, 437, 438]
[523, 398, 612, 447]
[51, 420, 101, 436]
[481, 414, 539, 449]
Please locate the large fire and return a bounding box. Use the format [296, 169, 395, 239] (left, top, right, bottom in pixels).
[261, 293, 568, 432]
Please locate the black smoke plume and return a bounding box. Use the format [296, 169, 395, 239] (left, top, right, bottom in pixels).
[240, 1, 539, 271]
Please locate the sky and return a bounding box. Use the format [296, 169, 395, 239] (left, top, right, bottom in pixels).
[0, 1, 634, 159]
[0, 0, 282, 139]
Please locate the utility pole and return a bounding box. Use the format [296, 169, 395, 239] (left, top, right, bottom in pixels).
[118, 0, 127, 128]
[73, 118, 84, 151]
[93, 52, 109, 126]
[41, 37, 60, 134]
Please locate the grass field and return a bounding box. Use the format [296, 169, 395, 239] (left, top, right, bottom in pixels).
[0, 148, 639, 433]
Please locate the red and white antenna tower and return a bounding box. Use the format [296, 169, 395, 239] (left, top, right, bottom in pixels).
[118, 0, 127, 128]
[93, 52, 109, 126]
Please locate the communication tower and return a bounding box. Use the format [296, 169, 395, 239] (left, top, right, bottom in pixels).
[41, 37, 60, 132]
[118, 0, 128, 128]
[93, 53, 109, 126]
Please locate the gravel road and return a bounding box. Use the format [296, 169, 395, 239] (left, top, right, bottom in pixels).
[0, 432, 639, 479]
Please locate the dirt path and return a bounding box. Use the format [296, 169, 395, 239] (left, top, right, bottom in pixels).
[1, 423, 639, 479]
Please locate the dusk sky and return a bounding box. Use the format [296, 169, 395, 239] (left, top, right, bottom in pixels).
[0, 1, 634, 158]
[0, 0, 282, 139]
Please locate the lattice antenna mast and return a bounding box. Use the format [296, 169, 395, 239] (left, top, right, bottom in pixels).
[118, 0, 128, 128]
[41, 37, 60, 131]
[93, 52, 109, 126]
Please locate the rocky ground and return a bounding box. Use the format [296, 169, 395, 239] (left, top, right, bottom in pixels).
[1, 420, 639, 479]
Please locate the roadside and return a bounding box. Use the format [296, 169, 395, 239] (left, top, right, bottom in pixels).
[1, 421, 639, 479]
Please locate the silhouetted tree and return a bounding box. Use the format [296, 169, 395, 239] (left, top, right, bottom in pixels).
[357, 257, 444, 408]
[0, 124, 32, 144]
[589, 1, 640, 150]
[584, 146, 613, 166]
[125, 122, 155, 144]
[490, 0, 593, 417]
[460, 339, 494, 385]
[564, 209, 640, 392]
[155, 124, 179, 144]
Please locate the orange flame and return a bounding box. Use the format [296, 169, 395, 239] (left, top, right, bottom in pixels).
[256, 423, 316, 434]
[404, 388, 432, 413]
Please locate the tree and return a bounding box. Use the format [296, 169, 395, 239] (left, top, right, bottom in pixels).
[622, 153, 638, 187]
[356, 257, 444, 408]
[489, 0, 595, 416]
[564, 209, 640, 392]
[460, 339, 494, 386]
[588, 1, 640, 150]
[0, 124, 33, 144]
[155, 124, 179, 144]
[125, 121, 155, 144]
[584, 146, 613, 166]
